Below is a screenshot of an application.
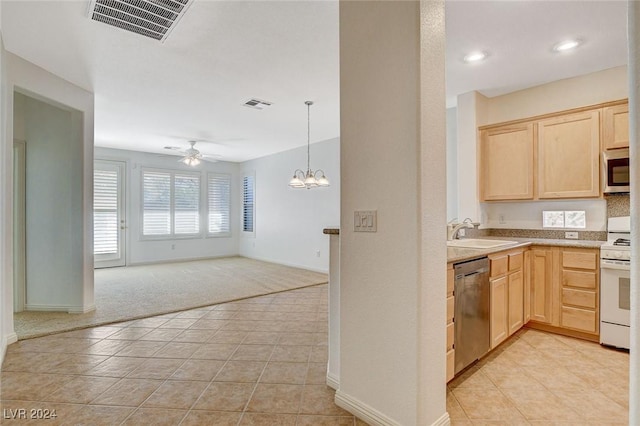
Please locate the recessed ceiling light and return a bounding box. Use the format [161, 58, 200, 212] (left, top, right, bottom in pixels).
[463, 51, 487, 63]
[553, 39, 582, 52]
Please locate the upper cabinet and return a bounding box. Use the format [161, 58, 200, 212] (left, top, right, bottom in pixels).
[479, 100, 627, 201]
[537, 110, 600, 199]
[480, 124, 534, 201]
[602, 103, 629, 150]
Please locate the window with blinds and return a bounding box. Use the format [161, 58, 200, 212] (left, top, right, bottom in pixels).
[208, 174, 231, 236]
[94, 169, 119, 254]
[242, 174, 255, 233]
[142, 169, 201, 237]
[174, 174, 200, 234]
[143, 171, 171, 236]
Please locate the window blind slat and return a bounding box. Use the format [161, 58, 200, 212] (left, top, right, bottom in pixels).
[174, 174, 200, 234]
[143, 171, 171, 235]
[242, 175, 254, 233]
[208, 174, 231, 235]
[94, 169, 119, 255]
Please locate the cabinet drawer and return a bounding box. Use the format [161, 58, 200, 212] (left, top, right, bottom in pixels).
[561, 306, 597, 333]
[446, 322, 454, 351]
[562, 251, 597, 270]
[509, 252, 523, 272]
[490, 256, 508, 277]
[447, 296, 454, 324]
[562, 288, 597, 309]
[562, 270, 597, 289]
[447, 266, 454, 295]
[446, 349, 455, 382]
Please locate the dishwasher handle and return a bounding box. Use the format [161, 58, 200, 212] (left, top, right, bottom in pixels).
[454, 257, 489, 277]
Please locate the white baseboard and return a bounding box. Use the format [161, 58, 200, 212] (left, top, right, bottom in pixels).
[1, 332, 18, 367]
[431, 412, 451, 426]
[6, 332, 18, 345]
[240, 254, 329, 274]
[126, 254, 235, 267]
[70, 304, 96, 314]
[335, 390, 401, 426]
[25, 304, 88, 313]
[326, 372, 340, 390]
[335, 390, 451, 426]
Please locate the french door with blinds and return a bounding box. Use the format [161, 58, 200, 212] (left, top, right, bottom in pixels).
[94, 160, 126, 268]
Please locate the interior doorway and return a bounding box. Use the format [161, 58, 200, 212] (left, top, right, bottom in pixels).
[13, 139, 26, 313]
[94, 160, 126, 268]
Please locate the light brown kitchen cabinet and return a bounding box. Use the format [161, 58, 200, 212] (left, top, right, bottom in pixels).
[480, 123, 534, 201]
[603, 103, 629, 150]
[446, 264, 455, 382]
[490, 275, 509, 348]
[489, 249, 525, 349]
[530, 248, 554, 324]
[508, 270, 524, 335]
[527, 246, 600, 339]
[560, 248, 599, 334]
[479, 100, 627, 201]
[523, 250, 531, 324]
[537, 110, 600, 199]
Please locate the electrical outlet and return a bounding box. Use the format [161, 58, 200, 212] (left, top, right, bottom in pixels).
[171, 244, 176, 250]
[316, 250, 321, 257]
[498, 214, 506, 224]
[565, 231, 579, 239]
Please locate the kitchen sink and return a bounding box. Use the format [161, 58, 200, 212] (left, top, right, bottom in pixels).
[447, 239, 517, 249]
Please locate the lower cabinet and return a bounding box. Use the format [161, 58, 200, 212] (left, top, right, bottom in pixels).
[527, 246, 600, 338]
[446, 264, 455, 382]
[490, 275, 509, 348]
[489, 249, 525, 349]
[447, 244, 600, 383]
[508, 270, 524, 335]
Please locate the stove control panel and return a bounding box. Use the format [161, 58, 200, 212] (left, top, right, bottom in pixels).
[600, 249, 631, 261]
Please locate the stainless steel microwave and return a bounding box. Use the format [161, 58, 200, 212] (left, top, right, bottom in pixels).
[603, 148, 630, 193]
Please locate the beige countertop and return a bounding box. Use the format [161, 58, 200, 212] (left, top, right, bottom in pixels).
[447, 237, 605, 264]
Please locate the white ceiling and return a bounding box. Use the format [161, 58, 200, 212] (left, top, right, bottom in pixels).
[1, 1, 628, 162]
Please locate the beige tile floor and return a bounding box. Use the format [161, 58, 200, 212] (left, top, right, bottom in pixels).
[2, 282, 631, 426]
[448, 328, 630, 425]
[1, 284, 367, 425]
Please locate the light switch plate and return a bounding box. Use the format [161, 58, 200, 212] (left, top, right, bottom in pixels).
[354, 210, 377, 232]
[565, 231, 579, 239]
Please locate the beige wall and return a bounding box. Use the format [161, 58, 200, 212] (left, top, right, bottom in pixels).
[484, 66, 627, 125]
[338, 1, 446, 425]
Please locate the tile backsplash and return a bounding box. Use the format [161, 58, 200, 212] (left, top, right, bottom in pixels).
[606, 194, 630, 218]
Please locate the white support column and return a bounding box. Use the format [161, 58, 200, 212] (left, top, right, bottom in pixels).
[338, 1, 446, 424]
[627, 1, 639, 423]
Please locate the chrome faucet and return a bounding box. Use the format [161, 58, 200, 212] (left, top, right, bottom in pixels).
[447, 218, 479, 241]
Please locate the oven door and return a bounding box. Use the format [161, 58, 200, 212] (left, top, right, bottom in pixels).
[600, 263, 631, 326]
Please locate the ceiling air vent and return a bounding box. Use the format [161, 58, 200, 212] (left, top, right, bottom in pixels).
[87, 0, 192, 42]
[243, 99, 273, 110]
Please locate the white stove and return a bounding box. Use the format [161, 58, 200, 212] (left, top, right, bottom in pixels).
[600, 216, 631, 349]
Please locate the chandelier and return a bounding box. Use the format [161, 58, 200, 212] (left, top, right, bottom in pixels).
[288, 101, 330, 189]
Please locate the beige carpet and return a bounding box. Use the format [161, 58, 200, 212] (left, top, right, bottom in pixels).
[13, 256, 328, 340]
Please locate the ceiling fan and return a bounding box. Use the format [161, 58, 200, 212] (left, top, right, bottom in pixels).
[163, 141, 221, 166]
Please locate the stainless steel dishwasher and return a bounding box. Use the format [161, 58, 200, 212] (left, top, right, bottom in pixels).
[454, 257, 491, 374]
